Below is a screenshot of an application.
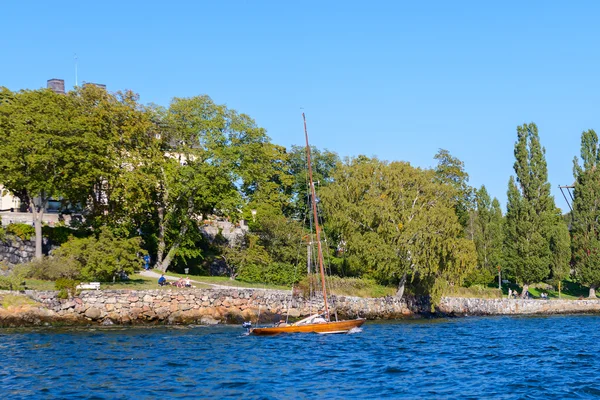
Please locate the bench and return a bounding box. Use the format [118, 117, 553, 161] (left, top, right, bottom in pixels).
[76, 282, 101, 290]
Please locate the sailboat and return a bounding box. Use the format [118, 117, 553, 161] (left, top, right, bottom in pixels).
[249, 114, 366, 336]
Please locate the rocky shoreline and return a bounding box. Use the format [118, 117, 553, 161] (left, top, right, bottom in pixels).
[1, 288, 600, 328]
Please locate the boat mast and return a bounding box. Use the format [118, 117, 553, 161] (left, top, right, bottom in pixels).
[302, 113, 330, 320]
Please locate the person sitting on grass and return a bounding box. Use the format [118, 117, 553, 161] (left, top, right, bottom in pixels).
[158, 274, 167, 286]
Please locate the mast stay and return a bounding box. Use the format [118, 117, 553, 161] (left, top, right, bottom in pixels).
[302, 113, 331, 321]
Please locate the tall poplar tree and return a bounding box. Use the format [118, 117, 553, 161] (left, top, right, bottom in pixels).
[572, 129, 600, 297]
[504, 123, 570, 295]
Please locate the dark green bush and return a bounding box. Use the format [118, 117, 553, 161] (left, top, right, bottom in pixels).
[42, 226, 90, 246]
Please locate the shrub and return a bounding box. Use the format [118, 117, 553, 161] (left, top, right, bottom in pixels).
[55, 278, 78, 299]
[464, 267, 496, 287]
[53, 227, 144, 282]
[6, 223, 36, 240]
[0, 265, 27, 290]
[238, 262, 301, 286]
[23, 256, 80, 281]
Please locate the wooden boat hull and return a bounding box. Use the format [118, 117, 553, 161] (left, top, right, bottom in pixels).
[250, 318, 365, 336]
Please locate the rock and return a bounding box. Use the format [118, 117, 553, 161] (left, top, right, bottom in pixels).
[200, 315, 220, 325]
[84, 307, 102, 320]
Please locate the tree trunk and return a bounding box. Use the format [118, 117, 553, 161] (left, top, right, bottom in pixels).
[396, 273, 407, 299]
[159, 244, 179, 273]
[589, 285, 597, 298]
[29, 198, 43, 259]
[157, 203, 165, 266]
[159, 223, 188, 273]
[521, 284, 529, 299]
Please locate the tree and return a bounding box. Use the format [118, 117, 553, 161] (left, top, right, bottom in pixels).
[504, 123, 570, 295]
[221, 233, 271, 280]
[571, 129, 600, 297]
[286, 145, 340, 220]
[53, 228, 144, 282]
[155, 95, 275, 272]
[321, 156, 476, 304]
[434, 149, 475, 229]
[71, 86, 162, 236]
[467, 185, 504, 285]
[0, 88, 86, 258]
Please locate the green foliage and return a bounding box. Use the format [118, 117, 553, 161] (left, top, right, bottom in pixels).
[297, 274, 396, 298]
[286, 144, 340, 220]
[42, 226, 91, 245]
[238, 262, 300, 286]
[0, 225, 5, 241]
[504, 123, 570, 285]
[469, 186, 504, 283]
[571, 129, 600, 295]
[0, 264, 27, 290]
[22, 256, 80, 281]
[434, 149, 475, 229]
[464, 266, 496, 287]
[221, 234, 271, 279]
[254, 215, 307, 266]
[445, 285, 503, 299]
[53, 228, 144, 281]
[55, 278, 78, 299]
[321, 157, 477, 303]
[6, 223, 35, 240]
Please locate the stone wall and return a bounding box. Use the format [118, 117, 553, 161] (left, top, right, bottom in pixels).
[3, 289, 600, 327]
[0, 236, 56, 270]
[438, 297, 600, 316]
[0, 236, 36, 267]
[21, 288, 415, 326]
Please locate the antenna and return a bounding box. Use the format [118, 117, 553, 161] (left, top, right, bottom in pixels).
[74, 53, 78, 87]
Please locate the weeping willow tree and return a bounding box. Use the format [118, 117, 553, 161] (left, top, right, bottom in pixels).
[320, 156, 476, 306]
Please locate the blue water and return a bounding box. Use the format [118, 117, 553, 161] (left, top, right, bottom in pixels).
[2, 315, 600, 399]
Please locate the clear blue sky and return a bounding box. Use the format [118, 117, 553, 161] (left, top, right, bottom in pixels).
[3, 1, 599, 213]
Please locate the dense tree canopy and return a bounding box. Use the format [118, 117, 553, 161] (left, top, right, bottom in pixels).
[320, 157, 476, 303]
[466, 185, 504, 286]
[572, 129, 600, 297]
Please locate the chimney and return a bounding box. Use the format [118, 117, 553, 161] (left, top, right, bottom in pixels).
[47, 79, 65, 94]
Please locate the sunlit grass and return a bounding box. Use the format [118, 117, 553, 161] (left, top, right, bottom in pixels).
[1, 294, 39, 308]
[151, 269, 290, 290]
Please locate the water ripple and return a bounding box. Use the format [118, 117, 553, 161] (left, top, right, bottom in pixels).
[1, 315, 600, 398]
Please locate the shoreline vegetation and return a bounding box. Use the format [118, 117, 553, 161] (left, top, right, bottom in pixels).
[1, 85, 599, 312]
